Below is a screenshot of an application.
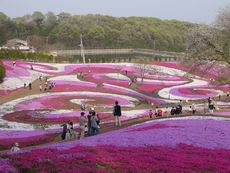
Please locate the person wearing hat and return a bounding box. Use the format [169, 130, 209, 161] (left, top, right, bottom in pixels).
[10, 142, 20, 152]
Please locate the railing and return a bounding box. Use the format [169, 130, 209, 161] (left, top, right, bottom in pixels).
[51, 48, 186, 59]
[54, 49, 133, 56]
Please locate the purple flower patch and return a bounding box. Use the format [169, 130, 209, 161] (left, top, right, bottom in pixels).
[127, 124, 181, 132]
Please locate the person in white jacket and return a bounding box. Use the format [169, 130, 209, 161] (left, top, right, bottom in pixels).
[10, 142, 20, 152]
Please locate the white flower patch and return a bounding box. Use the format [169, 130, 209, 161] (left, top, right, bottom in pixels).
[216, 101, 230, 106]
[0, 118, 60, 131]
[32, 62, 67, 73]
[0, 77, 31, 90]
[122, 109, 147, 118]
[136, 78, 187, 84]
[46, 109, 74, 114]
[111, 63, 189, 77]
[48, 75, 79, 81]
[70, 99, 95, 105]
[0, 70, 46, 90]
[106, 73, 130, 81]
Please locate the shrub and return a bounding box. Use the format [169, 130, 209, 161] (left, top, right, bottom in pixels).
[0, 60, 5, 82]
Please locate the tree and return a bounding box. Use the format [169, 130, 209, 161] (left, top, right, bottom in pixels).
[134, 58, 157, 84]
[87, 25, 105, 47]
[187, 5, 230, 65]
[0, 60, 5, 82]
[186, 4, 230, 84]
[53, 22, 80, 46]
[43, 12, 57, 29]
[32, 11, 45, 26]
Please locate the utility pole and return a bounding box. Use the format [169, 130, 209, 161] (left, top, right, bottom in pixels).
[80, 34, 86, 64]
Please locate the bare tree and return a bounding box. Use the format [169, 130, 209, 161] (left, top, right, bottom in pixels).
[186, 4, 230, 65]
[134, 58, 157, 84]
[27, 35, 47, 51]
[185, 4, 230, 84]
[215, 5, 230, 31]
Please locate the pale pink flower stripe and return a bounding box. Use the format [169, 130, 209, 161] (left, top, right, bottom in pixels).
[213, 112, 230, 117]
[153, 61, 186, 71]
[49, 80, 97, 88]
[169, 88, 218, 98]
[85, 73, 129, 87]
[144, 75, 186, 81]
[0, 130, 49, 139]
[102, 84, 165, 104]
[0, 89, 16, 97]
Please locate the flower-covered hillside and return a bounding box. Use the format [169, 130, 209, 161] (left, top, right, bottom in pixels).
[1, 117, 230, 173]
[0, 60, 229, 150]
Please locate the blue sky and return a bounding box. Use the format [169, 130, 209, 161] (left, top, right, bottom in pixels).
[0, 0, 229, 23]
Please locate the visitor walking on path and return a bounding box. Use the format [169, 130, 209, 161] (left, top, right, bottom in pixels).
[204, 103, 209, 114]
[79, 112, 87, 139]
[149, 109, 153, 118]
[113, 101, 122, 127]
[61, 122, 67, 140]
[28, 83, 32, 90]
[191, 104, 196, 114]
[39, 84, 42, 92]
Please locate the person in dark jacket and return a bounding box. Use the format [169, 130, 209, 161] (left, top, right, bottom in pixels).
[61, 122, 67, 140]
[170, 107, 176, 116]
[87, 111, 92, 136]
[113, 101, 122, 127]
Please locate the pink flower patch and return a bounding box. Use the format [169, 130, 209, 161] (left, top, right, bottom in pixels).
[170, 88, 218, 98]
[2, 145, 230, 172]
[84, 73, 129, 87]
[128, 124, 181, 132]
[153, 61, 186, 71]
[0, 134, 53, 150]
[178, 88, 212, 95]
[137, 84, 167, 93]
[0, 89, 16, 97]
[3, 61, 30, 78]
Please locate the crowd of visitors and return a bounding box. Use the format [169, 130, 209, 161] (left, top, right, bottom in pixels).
[61, 108, 102, 140]
[148, 96, 222, 119]
[23, 75, 55, 92]
[60, 101, 121, 141]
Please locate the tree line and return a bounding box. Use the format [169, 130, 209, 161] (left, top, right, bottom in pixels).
[0, 11, 193, 52]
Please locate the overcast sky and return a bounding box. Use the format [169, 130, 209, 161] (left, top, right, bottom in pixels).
[0, 0, 229, 24]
